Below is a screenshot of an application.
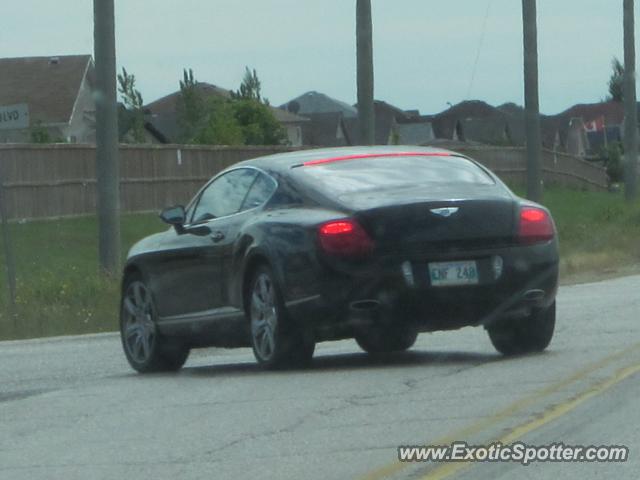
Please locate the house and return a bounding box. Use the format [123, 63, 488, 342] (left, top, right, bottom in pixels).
[344, 100, 434, 146]
[497, 103, 526, 145]
[281, 92, 433, 146]
[537, 101, 627, 155]
[117, 104, 166, 144]
[430, 100, 524, 146]
[565, 118, 590, 157]
[588, 126, 622, 152]
[460, 117, 512, 145]
[394, 122, 435, 145]
[144, 82, 309, 145]
[0, 55, 96, 143]
[431, 100, 498, 140]
[426, 99, 632, 156]
[301, 112, 350, 147]
[558, 101, 624, 129]
[269, 108, 309, 147]
[143, 82, 233, 143]
[372, 100, 421, 145]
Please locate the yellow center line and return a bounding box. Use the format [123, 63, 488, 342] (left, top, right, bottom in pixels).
[421, 361, 640, 480]
[359, 341, 640, 480]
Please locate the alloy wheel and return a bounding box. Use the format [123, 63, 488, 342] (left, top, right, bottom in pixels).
[250, 273, 278, 361]
[122, 281, 157, 364]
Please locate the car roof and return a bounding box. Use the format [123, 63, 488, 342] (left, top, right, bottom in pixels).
[235, 145, 462, 175]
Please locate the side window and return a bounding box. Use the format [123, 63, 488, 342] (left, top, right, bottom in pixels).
[191, 169, 257, 223]
[241, 173, 277, 211]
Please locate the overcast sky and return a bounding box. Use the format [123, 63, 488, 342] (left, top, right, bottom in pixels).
[1, 0, 631, 115]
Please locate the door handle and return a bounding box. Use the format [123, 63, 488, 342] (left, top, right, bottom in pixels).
[210, 231, 225, 242]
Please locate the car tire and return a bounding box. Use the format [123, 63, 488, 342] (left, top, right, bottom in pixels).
[487, 302, 556, 356]
[247, 265, 315, 368]
[120, 274, 190, 373]
[355, 326, 418, 354]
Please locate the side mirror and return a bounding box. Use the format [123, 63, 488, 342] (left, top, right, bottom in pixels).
[160, 205, 186, 233]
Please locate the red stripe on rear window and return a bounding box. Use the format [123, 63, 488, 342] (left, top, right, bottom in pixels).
[301, 152, 452, 167]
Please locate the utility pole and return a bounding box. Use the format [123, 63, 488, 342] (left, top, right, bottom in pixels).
[93, 0, 120, 274]
[0, 172, 16, 315]
[522, 0, 543, 202]
[356, 0, 375, 145]
[624, 0, 638, 202]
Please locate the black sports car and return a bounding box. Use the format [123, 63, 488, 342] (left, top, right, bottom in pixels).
[120, 146, 559, 372]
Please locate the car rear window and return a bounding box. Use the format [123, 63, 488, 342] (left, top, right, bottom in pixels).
[292, 155, 495, 195]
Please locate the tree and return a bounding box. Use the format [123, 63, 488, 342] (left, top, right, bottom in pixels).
[356, 0, 375, 145]
[117, 67, 145, 143]
[608, 57, 624, 102]
[231, 69, 285, 145]
[194, 98, 244, 146]
[177, 68, 206, 143]
[175, 67, 286, 146]
[601, 142, 625, 183]
[234, 67, 263, 102]
[29, 121, 54, 143]
[232, 99, 287, 145]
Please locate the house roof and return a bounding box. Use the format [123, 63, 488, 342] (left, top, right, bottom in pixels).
[145, 111, 178, 143]
[554, 101, 624, 126]
[280, 91, 358, 118]
[0, 55, 92, 125]
[434, 100, 500, 119]
[145, 82, 232, 114]
[497, 102, 525, 117]
[372, 100, 417, 122]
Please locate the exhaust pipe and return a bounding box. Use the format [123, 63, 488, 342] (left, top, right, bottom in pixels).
[523, 289, 545, 302]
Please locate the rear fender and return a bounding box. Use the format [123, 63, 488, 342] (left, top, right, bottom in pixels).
[238, 209, 347, 306]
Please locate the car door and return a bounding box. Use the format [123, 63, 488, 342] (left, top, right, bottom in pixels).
[213, 171, 278, 308]
[153, 168, 258, 319]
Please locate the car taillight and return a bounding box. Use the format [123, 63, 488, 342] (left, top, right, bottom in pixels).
[518, 206, 555, 244]
[318, 219, 374, 256]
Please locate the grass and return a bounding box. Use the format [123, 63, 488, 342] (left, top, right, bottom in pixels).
[511, 186, 640, 283]
[0, 214, 165, 340]
[0, 187, 639, 340]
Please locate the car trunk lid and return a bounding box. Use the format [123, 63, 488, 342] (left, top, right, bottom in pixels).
[343, 185, 517, 255]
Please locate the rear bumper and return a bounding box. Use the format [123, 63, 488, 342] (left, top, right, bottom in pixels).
[285, 242, 559, 340]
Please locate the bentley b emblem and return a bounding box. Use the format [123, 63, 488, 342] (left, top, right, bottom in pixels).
[430, 207, 459, 218]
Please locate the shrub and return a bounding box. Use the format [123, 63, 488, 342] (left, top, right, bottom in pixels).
[601, 142, 624, 183]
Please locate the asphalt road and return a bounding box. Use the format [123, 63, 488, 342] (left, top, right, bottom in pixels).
[1, 275, 639, 480]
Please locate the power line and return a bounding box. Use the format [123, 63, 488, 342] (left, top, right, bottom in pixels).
[467, 0, 494, 100]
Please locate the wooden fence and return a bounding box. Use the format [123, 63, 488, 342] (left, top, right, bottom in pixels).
[456, 146, 608, 191]
[0, 144, 608, 220]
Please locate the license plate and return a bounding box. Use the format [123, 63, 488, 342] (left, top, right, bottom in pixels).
[429, 261, 479, 287]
